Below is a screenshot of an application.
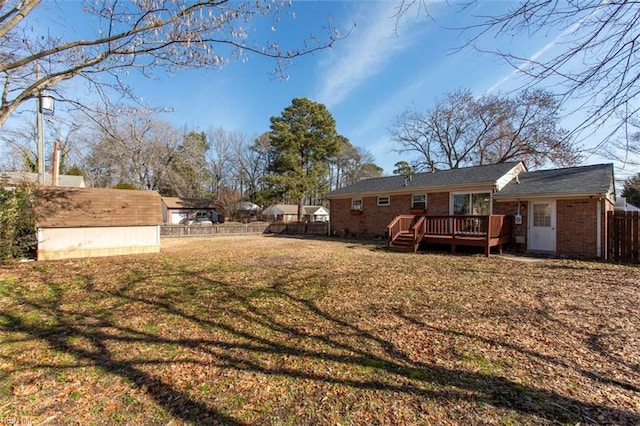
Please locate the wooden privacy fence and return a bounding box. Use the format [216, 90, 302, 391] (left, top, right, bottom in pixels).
[161, 222, 329, 238]
[608, 211, 640, 262]
[267, 222, 329, 236]
[161, 222, 270, 237]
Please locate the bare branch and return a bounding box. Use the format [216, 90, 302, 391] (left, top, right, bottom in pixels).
[0, 0, 347, 128]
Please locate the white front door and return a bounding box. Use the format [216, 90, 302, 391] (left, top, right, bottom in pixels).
[528, 200, 556, 253]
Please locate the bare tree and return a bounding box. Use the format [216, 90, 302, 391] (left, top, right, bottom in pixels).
[605, 119, 640, 169]
[160, 130, 211, 197]
[235, 132, 271, 205]
[1, 111, 84, 173]
[396, 1, 640, 149]
[206, 127, 244, 198]
[0, 0, 346, 128]
[390, 88, 580, 171]
[331, 137, 382, 189]
[84, 107, 180, 189]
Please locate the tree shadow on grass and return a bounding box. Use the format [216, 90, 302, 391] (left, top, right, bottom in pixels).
[1, 265, 639, 424]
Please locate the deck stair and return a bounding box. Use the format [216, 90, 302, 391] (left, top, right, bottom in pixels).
[388, 231, 417, 252]
[387, 215, 426, 253]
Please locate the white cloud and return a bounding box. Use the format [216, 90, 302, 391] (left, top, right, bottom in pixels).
[486, 7, 595, 95]
[314, 2, 425, 108]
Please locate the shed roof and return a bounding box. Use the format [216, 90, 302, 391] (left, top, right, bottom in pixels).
[494, 163, 614, 199]
[35, 187, 162, 228]
[327, 162, 523, 197]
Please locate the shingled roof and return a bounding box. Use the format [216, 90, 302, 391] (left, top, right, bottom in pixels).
[35, 187, 162, 228]
[162, 197, 219, 210]
[494, 163, 614, 199]
[263, 204, 328, 216]
[328, 162, 523, 197]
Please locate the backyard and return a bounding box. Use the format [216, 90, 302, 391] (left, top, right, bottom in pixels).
[0, 235, 639, 425]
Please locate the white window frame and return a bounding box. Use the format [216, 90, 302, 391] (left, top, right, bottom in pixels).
[450, 191, 492, 215]
[411, 194, 426, 210]
[351, 198, 363, 211]
[377, 196, 390, 206]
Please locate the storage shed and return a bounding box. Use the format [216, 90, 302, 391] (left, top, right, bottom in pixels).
[35, 187, 162, 261]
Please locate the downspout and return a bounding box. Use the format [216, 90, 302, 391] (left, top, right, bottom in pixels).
[596, 198, 602, 258]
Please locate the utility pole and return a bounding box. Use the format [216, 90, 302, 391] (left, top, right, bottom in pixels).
[36, 65, 45, 185]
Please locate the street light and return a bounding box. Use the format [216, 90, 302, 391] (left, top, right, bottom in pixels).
[36, 92, 54, 185]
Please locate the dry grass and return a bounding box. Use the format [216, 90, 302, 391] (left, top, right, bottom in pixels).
[1, 235, 639, 425]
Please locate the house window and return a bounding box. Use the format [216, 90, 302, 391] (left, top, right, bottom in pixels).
[377, 196, 390, 206]
[533, 204, 552, 227]
[411, 194, 426, 210]
[452, 192, 491, 215]
[351, 198, 363, 211]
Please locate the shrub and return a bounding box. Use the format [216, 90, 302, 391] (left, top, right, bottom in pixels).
[0, 183, 37, 262]
[112, 182, 139, 190]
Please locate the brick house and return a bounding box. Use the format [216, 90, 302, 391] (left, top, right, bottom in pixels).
[327, 162, 616, 259]
[161, 197, 221, 224]
[262, 204, 329, 223]
[35, 187, 162, 261]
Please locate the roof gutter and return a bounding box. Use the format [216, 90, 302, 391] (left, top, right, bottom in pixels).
[327, 182, 498, 199]
[493, 192, 613, 202]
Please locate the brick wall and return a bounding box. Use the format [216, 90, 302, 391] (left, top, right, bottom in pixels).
[329, 192, 450, 238]
[496, 198, 608, 258]
[493, 201, 527, 251]
[332, 193, 610, 258]
[557, 198, 601, 258]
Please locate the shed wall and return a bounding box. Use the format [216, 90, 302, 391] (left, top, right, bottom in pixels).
[37, 226, 160, 261]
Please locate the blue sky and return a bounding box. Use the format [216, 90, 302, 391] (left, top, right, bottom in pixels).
[128, 0, 547, 173]
[11, 1, 633, 179]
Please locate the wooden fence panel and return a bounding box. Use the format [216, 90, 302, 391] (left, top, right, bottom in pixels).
[161, 222, 329, 238]
[161, 223, 270, 237]
[608, 211, 640, 262]
[266, 222, 329, 236]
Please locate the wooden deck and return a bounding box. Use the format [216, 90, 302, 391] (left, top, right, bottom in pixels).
[387, 215, 513, 256]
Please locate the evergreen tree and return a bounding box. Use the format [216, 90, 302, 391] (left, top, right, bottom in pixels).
[393, 160, 414, 176]
[266, 98, 340, 219]
[621, 173, 640, 208]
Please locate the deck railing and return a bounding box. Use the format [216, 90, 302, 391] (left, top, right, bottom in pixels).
[388, 214, 513, 255]
[423, 215, 488, 236]
[489, 215, 512, 238]
[412, 216, 426, 252]
[387, 215, 418, 246]
[420, 215, 512, 237]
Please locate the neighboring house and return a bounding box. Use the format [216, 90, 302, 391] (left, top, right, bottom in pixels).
[614, 197, 640, 212]
[1, 171, 86, 188]
[162, 197, 221, 224]
[327, 162, 616, 259]
[262, 204, 330, 223]
[35, 187, 162, 261]
[233, 201, 261, 222]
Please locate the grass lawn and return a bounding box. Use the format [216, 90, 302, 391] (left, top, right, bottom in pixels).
[1, 235, 639, 425]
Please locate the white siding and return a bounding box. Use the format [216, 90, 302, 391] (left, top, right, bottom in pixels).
[37, 225, 160, 260]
